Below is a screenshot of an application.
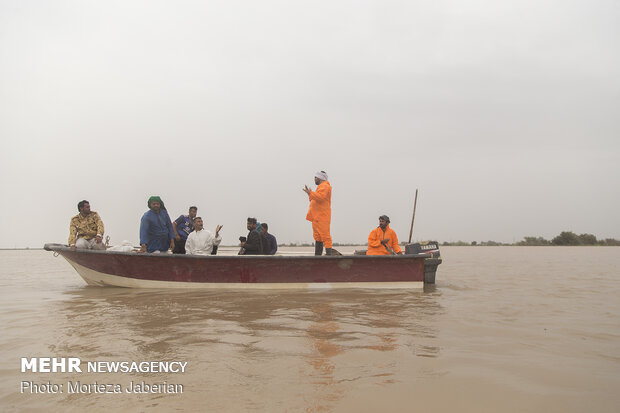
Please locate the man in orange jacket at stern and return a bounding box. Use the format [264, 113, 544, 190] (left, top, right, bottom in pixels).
[367, 215, 403, 255]
[303, 170, 335, 256]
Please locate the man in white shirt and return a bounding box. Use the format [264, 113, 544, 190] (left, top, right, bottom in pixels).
[185, 217, 223, 255]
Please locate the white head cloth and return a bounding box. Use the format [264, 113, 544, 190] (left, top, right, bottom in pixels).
[315, 171, 329, 181]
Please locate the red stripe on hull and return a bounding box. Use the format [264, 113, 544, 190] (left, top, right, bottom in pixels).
[57, 249, 426, 284]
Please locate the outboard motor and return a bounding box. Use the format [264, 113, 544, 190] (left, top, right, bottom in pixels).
[404, 241, 441, 284]
[405, 241, 440, 258]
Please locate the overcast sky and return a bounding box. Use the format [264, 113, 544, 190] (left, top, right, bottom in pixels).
[1, 0, 618, 248]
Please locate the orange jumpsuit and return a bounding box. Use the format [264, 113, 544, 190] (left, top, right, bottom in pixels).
[367, 225, 402, 255]
[306, 181, 332, 248]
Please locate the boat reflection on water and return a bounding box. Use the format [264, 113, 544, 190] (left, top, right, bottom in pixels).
[51, 286, 443, 411]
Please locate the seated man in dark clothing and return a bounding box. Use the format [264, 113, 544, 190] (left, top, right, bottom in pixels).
[260, 223, 278, 255]
[240, 217, 263, 255]
[172, 206, 197, 254]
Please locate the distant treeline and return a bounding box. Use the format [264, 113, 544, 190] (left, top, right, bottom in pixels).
[441, 231, 620, 246]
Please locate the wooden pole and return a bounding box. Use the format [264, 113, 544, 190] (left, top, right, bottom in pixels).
[408, 189, 418, 244]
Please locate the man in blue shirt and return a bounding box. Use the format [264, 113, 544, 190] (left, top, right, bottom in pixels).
[260, 223, 278, 255]
[139, 196, 175, 253]
[172, 206, 197, 254]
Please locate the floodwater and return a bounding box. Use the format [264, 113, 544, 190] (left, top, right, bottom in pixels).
[1, 246, 619, 412]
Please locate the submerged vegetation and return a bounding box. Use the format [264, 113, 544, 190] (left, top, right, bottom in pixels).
[281, 233, 620, 247]
[518, 231, 620, 246]
[441, 231, 620, 246]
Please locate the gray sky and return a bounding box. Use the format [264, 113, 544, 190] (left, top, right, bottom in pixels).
[1, 0, 618, 248]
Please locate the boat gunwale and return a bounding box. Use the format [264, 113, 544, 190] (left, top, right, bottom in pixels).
[44, 243, 439, 262]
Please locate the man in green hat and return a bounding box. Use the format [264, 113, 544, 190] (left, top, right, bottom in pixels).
[139, 196, 175, 253]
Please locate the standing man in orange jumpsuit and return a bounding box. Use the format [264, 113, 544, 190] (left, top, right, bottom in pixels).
[367, 215, 404, 255]
[303, 171, 335, 256]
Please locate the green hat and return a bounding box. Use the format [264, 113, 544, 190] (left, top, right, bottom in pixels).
[148, 196, 166, 210]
